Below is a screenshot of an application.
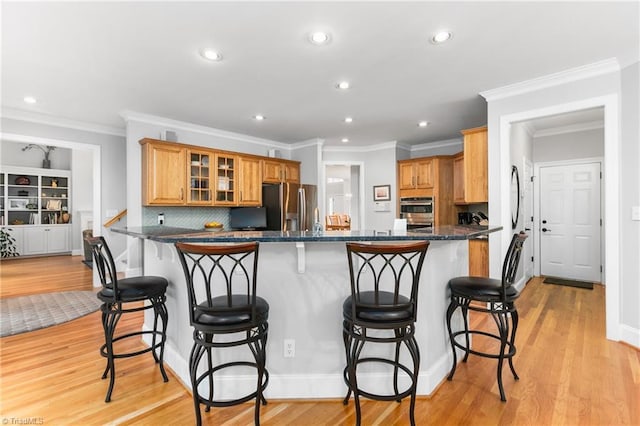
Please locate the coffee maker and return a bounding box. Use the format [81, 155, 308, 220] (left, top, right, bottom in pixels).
[458, 212, 473, 225]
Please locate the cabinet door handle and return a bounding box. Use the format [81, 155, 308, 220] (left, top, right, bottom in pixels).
[180, 188, 184, 200]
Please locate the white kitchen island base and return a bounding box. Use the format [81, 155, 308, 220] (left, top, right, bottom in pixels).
[139, 238, 469, 400]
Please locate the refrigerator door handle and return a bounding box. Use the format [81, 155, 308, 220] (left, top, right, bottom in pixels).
[282, 183, 288, 232]
[299, 188, 306, 231]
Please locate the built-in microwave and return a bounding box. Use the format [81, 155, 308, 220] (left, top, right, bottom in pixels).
[399, 197, 434, 228]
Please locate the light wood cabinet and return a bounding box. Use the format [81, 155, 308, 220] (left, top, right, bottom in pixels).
[397, 156, 456, 226]
[141, 139, 186, 206]
[469, 238, 489, 277]
[285, 161, 300, 183]
[141, 139, 302, 207]
[398, 158, 433, 195]
[238, 156, 262, 206]
[453, 152, 465, 204]
[213, 153, 237, 206]
[263, 159, 300, 184]
[455, 126, 488, 204]
[431, 157, 456, 226]
[187, 149, 213, 205]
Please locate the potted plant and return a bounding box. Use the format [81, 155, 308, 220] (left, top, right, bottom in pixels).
[0, 228, 19, 258]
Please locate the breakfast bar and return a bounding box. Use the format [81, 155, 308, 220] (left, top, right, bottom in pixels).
[112, 225, 501, 400]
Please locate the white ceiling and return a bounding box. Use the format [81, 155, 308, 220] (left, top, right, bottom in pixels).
[1, 2, 638, 147]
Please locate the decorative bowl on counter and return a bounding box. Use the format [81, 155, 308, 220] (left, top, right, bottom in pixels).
[204, 221, 224, 232]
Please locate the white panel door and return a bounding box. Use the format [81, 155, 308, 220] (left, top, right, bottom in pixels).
[540, 162, 601, 282]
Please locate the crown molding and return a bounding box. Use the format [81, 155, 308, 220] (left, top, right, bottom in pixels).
[480, 58, 621, 102]
[534, 120, 604, 138]
[1, 107, 125, 137]
[120, 110, 291, 150]
[410, 138, 462, 152]
[291, 138, 324, 150]
[323, 140, 398, 153]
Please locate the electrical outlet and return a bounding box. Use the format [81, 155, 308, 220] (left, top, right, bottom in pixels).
[157, 213, 165, 225]
[284, 339, 295, 358]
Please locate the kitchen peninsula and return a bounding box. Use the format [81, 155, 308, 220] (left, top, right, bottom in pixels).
[112, 225, 501, 400]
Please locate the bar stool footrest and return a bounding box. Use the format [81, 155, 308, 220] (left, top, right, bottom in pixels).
[195, 361, 269, 408]
[450, 329, 516, 359]
[344, 356, 417, 402]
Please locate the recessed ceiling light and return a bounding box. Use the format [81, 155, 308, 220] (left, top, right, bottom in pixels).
[24, 96, 37, 104]
[200, 48, 222, 61]
[336, 81, 350, 90]
[431, 31, 452, 44]
[341, 138, 349, 143]
[309, 31, 331, 45]
[344, 117, 353, 123]
[418, 121, 429, 128]
[253, 114, 266, 121]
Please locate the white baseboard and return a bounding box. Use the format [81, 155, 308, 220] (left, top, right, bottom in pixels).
[143, 328, 453, 399]
[619, 324, 640, 349]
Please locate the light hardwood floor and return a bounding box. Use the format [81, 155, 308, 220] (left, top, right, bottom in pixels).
[1, 256, 638, 425]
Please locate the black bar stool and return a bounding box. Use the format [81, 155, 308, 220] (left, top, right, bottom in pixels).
[342, 241, 429, 426]
[86, 236, 169, 402]
[175, 241, 269, 426]
[445, 232, 528, 401]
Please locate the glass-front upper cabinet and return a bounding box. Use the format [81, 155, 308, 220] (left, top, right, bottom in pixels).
[187, 150, 212, 204]
[214, 154, 236, 205]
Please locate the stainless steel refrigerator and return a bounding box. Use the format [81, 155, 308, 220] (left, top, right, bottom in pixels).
[262, 183, 318, 232]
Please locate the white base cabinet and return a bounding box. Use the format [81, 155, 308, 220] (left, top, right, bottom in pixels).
[22, 226, 70, 255]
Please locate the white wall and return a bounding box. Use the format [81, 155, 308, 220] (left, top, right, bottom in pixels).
[410, 139, 463, 158]
[533, 127, 604, 162]
[291, 139, 322, 185]
[619, 62, 640, 333]
[71, 149, 93, 252]
[1, 140, 71, 170]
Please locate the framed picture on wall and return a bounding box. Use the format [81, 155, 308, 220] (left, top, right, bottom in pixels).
[373, 185, 391, 201]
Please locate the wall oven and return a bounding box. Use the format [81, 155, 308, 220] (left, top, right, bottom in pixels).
[400, 197, 434, 228]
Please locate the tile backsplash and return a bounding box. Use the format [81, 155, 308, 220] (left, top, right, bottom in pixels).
[143, 207, 230, 230]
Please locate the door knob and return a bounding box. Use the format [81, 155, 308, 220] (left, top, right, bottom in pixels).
[542, 228, 551, 232]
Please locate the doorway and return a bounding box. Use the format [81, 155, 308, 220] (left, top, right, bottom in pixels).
[0, 132, 101, 262]
[497, 94, 620, 341]
[323, 162, 364, 230]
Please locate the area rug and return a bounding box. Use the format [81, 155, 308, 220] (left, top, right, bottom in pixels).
[0, 291, 102, 337]
[543, 276, 594, 290]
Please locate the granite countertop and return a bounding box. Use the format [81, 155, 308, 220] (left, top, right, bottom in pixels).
[111, 225, 502, 243]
